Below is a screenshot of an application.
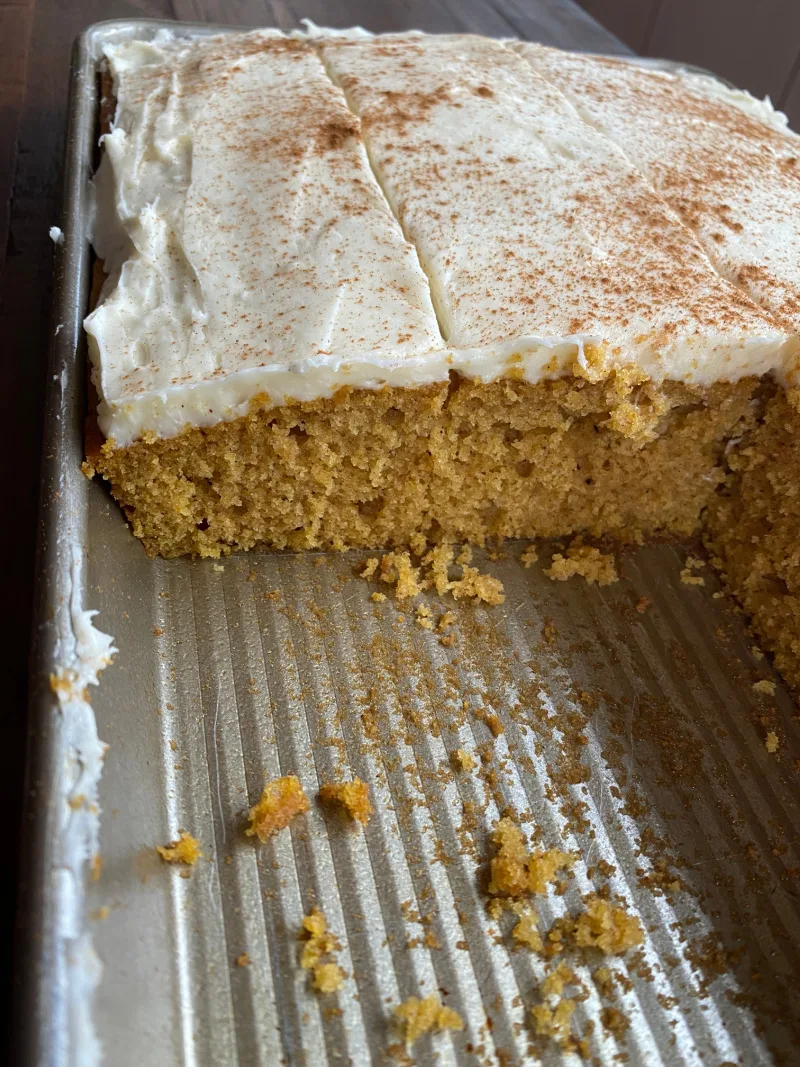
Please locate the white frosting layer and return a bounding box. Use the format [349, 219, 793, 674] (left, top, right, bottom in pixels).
[517, 43, 800, 346]
[87, 30, 800, 447]
[86, 32, 444, 445]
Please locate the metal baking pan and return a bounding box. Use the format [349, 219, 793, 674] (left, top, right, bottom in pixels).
[20, 18, 800, 1066]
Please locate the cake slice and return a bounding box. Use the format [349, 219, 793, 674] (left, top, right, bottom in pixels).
[514, 42, 800, 689]
[86, 30, 796, 581]
[85, 31, 444, 448]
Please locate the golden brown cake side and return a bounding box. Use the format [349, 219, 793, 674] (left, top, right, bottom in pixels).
[90, 373, 762, 559]
[704, 387, 800, 690]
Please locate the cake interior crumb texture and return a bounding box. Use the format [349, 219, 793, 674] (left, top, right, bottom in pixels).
[89, 373, 759, 553]
[84, 30, 800, 697]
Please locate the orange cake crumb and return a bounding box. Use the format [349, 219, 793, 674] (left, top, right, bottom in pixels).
[530, 998, 575, 1048]
[680, 568, 705, 586]
[312, 962, 345, 994]
[571, 895, 644, 955]
[488, 817, 576, 897]
[545, 544, 618, 586]
[246, 775, 310, 842]
[236, 953, 251, 967]
[393, 994, 464, 1046]
[361, 543, 505, 606]
[319, 778, 373, 826]
[452, 748, 476, 772]
[541, 961, 577, 998]
[593, 966, 614, 996]
[299, 907, 345, 994]
[511, 907, 543, 952]
[449, 565, 505, 604]
[602, 1005, 631, 1039]
[521, 544, 539, 568]
[157, 831, 202, 866]
[379, 551, 423, 599]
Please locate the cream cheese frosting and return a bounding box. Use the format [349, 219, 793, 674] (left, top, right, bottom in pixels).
[87, 29, 799, 447]
[515, 43, 800, 335]
[86, 31, 445, 445]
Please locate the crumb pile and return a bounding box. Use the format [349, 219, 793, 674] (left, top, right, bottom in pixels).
[245, 775, 310, 842]
[544, 543, 619, 586]
[488, 817, 577, 898]
[362, 544, 505, 605]
[484, 816, 644, 1053]
[156, 831, 202, 866]
[319, 778, 373, 826]
[392, 994, 464, 1047]
[299, 907, 345, 994]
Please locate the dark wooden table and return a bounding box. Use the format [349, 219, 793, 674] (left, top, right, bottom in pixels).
[0, 0, 625, 1058]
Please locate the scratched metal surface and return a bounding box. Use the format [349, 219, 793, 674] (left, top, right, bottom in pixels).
[29, 18, 800, 1067]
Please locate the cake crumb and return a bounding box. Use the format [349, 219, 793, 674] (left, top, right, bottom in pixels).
[90, 855, 102, 882]
[91, 906, 110, 921]
[421, 544, 454, 594]
[362, 545, 504, 605]
[571, 895, 644, 955]
[635, 596, 650, 614]
[521, 544, 539, 568]
[246, 775, 309, 842]
[766, 731, 780, 753]
[484, 712, 504, 737]
[680, 568, 705, 586]
[449, 565, 505, 604]
[601, 1006, 631, 1039]
[452, 748, 476, 772]
[530, 998, 575, 1048]
[488, 817, 576, 897]
[157, 831, 202, 866]
[511, 907, 543, 952]
[319, 778, 373, 826]
[437, 611, 456, 632]
[753, 679, 776, 695]
[593, 966, 614, 996]
[415, 604, 434, 630]
[751, 645, 765, 661]
[371, 591, 387, 603]
[393, 994, 464, 1046]
[299, 907, 345, 994]
[545, 545, 618, 586]
[313, 962, 345, 994]
[236, 953, 251, 967]
[379, 551, 422, 599]
[542, 961, 577, 998]
[152, 626, 163, 636]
